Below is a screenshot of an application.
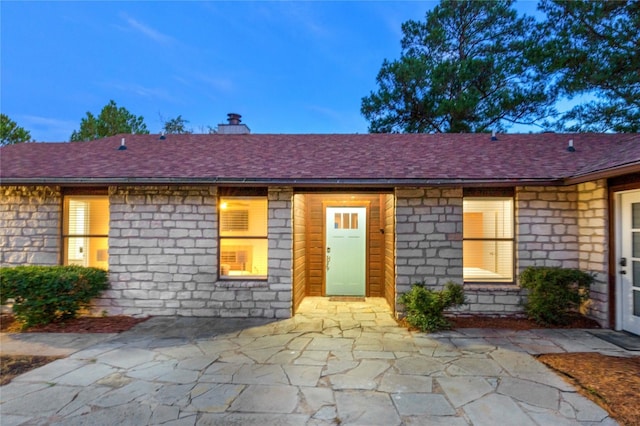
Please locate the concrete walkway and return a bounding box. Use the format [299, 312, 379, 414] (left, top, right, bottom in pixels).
[1, 297, 633, 425]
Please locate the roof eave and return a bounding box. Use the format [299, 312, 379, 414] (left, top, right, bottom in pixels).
[0, 177, 563, 187]
[563, 162, 640, 185]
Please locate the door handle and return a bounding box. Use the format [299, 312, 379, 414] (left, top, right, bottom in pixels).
[326, 255, 331, 271]
[620, 257, 627, 267]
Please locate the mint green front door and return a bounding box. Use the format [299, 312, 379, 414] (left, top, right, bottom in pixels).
[325, 207, 366, 296]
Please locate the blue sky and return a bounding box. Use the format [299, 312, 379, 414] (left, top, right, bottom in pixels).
[1, 1, 543, 142]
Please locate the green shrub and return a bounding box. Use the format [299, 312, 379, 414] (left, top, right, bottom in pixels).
[0, 265, 109, 328]
[520, 266, 594, 325]
[399, 281, 466, 332]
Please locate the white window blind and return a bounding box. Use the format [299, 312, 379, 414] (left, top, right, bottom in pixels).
[221, 210, 249, 232]
[219, 197, 267, 237]
[219, 197, 268, 278]
[463, 197, 514, 282]
[63, 195, 109, 269]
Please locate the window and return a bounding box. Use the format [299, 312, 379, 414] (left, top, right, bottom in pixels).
[334, 212, 359, 229]
[463, 196, 514, 282]
[219, 197, 268, 279]
[63, 195, 109, 269]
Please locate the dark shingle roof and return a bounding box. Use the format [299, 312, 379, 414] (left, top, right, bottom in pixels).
[1, 133, 638, 186]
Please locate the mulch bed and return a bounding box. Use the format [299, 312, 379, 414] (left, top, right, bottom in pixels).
[0, 314, 148, 333]
[538, 353, 640, 426]
[0, 314, 149, 386]
[0, 355, 62, 386]
[449, 314, 601, 330]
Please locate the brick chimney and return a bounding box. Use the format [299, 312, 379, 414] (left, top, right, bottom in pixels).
[217, 113, 250, 134]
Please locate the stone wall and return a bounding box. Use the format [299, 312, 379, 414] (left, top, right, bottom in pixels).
[100, 185, 293, 318]
[0, 186, 61, 266]
[516, 185, 580, 271]
[103, 186, 218, 316]
[512, 183, 609, 326]
[452, 285, 525, 316]
[577, 179, 609, 326]
[0, 181, 612, 324]
[266, 187, 294, 318]
[395, 187, 463, 312]
[395, 184, 609, 319]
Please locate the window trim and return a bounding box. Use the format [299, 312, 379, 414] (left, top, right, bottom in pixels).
[462, 191, 515, 284]
[61, 193, 110, 268]
[218, 195, 268, 280]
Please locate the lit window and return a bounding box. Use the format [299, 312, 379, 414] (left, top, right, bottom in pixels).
[219, 197, 268, 279]
[63, 196, 109, 269]
[463, 197, 514, 282]
[334, 212, 359, 229]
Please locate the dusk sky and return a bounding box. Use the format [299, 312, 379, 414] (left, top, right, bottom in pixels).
[1, 1, 543, 142]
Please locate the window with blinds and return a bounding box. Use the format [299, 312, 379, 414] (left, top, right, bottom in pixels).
[219, 197, 268, 279]
[220, 210, 249, 232]
[63, 195, 109, 269]
[463, 197, 514, 282]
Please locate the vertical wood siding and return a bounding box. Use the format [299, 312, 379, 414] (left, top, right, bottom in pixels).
[292, 194, 307, 312]
[384, 193, 396, 313]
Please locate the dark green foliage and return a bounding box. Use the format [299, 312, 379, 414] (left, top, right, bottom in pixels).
[161, 114, 192, 134]
[70, 100, 149, 141]
[520, 266, 594, 326]
[361, 0, 553, 133]
[1, 114, 32, 146]
[537, 0, 640, 132]
[0, 266, 109, 328]
[399, 281, 466, 332]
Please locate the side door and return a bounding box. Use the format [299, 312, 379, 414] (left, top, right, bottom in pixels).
[618, 190, 640, 335]
[325, 207, 366, 296]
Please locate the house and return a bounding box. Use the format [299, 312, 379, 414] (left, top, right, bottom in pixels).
[1, 116, 639, 334]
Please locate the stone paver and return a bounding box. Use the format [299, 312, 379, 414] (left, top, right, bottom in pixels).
[1, 297, 631, 425]
[436, 376, 493, 407]
[465, 393, 538, 426]
[229, 384, 300, 413]
[335, 390, 401, 425]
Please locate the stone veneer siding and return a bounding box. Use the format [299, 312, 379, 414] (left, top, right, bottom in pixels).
[516, 185, 580, 270]
[0, 186, 61, 266]
[266, 187, 294, 318]
[459, 184, 585, 318]
[98, 185, 293, 318]
[393, 187, 526, 317]
[577, 180, 609, 326]
[515, 182, 609, 326]
[394, 187, 463, 313]
[0, 182, 610, 324]
[394, 184, 610, 322]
